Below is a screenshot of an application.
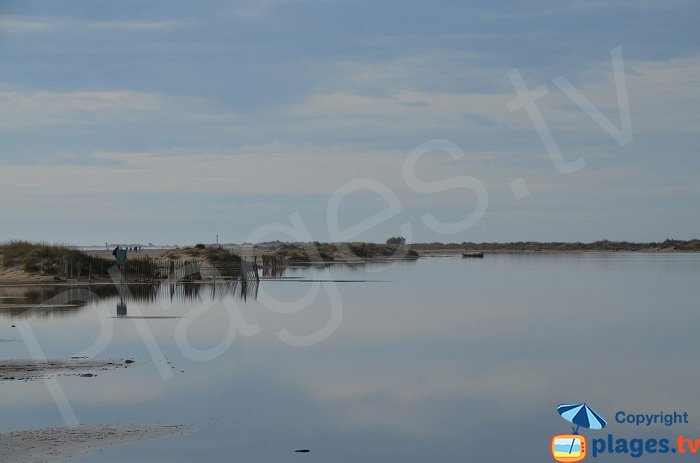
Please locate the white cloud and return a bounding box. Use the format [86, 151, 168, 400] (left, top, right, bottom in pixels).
[0, 15, 189, 35]
[87, 19, 190, 31]
[0, 52, 698, 222]
[1, 50, 698, 148]
[1, 142, 694, 213]
[227, 0, 282, 19]
[224, 0, 317, 20]
[286, 89, 513, 132]
[569, 0, 695, 11]
[0, 147, 405, 196]
[0, 17, 60, 34]
[0, 88, 234, 130]
[280, 51, 700, 138]
[0, 90, 159, 128]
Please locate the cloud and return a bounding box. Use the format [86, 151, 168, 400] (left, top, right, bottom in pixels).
[0, 90, 160, 129]
[569, 0, 695, 11]
[286, 89, 512, 132]
[0, 88, 235, 131]
[0, 15, 189, 35]
[224, 0, 315, 20]
[0, 146, 404, 197]
[6, 50, 698, 147]
[0, 50, 698, 202]
[280, 50, 700, 138]
[87, 19, 190, 32]
[0, 16, 59, 34]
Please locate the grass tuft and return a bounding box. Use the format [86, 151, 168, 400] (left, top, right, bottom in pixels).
[0, 241, 114, 276]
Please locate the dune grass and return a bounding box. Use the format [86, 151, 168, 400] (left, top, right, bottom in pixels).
[274, 242, 418, 262]
[0, 241, 113, 276]
[164, 245, 242, 263]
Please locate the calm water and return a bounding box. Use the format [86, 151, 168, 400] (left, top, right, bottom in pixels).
[1, 253, 700, 462]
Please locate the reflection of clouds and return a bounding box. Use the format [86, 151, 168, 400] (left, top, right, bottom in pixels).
[308, 366, 550, 402]
[62, 375, 166, 405]
[0, 373, 166, 407]
[2, 255, 699, 462]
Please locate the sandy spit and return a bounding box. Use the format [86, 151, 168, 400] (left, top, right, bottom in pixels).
[0, 424, 191, 463]
[0, 359, 128, 381]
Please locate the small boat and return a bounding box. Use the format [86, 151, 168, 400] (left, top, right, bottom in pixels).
[462, 252, 484, 258]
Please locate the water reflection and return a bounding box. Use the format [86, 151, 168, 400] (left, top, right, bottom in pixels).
[262, 265, 286, 279]
[116, 298, 127, 318]
[0, 287, 96, 319]
[0, 281, 260, 320]
[0, 260, 399, 319]
[3, 254, 698, 463]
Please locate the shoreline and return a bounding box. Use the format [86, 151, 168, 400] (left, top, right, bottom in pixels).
[0, 359, 133, 382]
[0, 248, 697, 287]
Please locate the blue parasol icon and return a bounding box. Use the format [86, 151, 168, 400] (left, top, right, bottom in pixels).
[558, 403, 607, 434]
[557, 403, 607, 455]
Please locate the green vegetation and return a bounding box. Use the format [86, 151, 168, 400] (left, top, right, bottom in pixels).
[386, 236, 406, 245]
[269, 238, 700, 263]
[274, 242, 418, 262]
[0, 241, 113, 276]
[164, 246, 242, 263]
[274, 244, 311, 263]
[347, 242, 399, 258]
[410, 239, 700, 252]
[274, 243, 338, 262]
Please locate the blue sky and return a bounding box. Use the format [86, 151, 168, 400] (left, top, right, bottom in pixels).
[0, 0, 698, 245]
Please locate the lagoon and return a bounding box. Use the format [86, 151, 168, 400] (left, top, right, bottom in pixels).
[1, 252, 699, 462]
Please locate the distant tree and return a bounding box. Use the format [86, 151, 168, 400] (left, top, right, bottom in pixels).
[386, 236, 406, 245]
[194, 243, 206, 249]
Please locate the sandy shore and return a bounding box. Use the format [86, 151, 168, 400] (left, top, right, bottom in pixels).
[0, 266, 63, 285]
[0, 359, 131, 381]
[0, 425, 190, 463]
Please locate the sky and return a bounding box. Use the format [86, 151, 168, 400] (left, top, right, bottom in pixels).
[0, 0, 698, 245]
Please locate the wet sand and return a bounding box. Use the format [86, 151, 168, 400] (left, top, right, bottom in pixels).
[0, 425, 190, 463]
[0, 359, 130, 381]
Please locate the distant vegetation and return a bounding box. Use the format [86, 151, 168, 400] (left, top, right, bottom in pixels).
[274, 243, 338, 262]
[270, 239, 700, 263]
[165, 245, 242, 263]
[410, 239, 700, 252]
[274, 242, 418, 262]
[347, 242, 402, 258]
[385, 236, 406, 245]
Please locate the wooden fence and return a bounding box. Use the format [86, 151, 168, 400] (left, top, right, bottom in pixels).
[57, 257, 265, 283]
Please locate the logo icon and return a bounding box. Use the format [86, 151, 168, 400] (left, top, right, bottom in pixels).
[552, 434, 587, 463]
[552, 403, 607, 463]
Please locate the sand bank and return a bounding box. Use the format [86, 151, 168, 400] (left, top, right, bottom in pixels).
[0, 425, 190, 463]
[0, 359, 129, 381]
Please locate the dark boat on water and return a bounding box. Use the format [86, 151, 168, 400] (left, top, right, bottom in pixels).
[462, 252, 484, 258]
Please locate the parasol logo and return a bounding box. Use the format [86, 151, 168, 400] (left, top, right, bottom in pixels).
[552, 403, 608, 463]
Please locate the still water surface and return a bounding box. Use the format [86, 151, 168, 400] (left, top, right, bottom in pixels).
[1, 253, 699, 462]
